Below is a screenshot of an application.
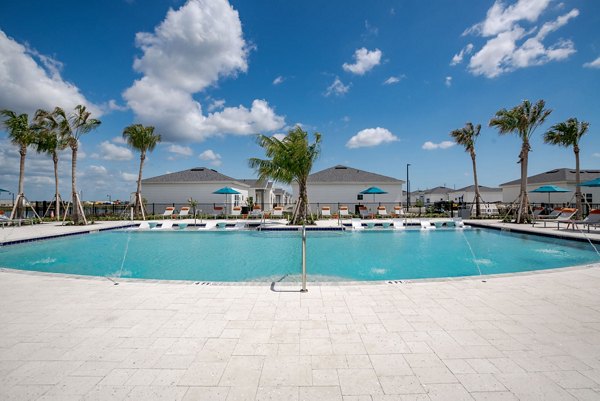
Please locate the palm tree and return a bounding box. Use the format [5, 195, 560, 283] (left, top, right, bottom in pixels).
[57, 105, 101, 224]
[249, 126, 321, 225]
[544, 118, 590, 220]
[489, 99, 552, 223]
[450, 122, 483, 217]
[0, 110, 37, 219]
[122, 124, 161, 217]
[34, 108, 68, 220]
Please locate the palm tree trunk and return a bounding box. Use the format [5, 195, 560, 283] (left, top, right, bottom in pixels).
[16, 145, 26, 219]
[136, 151, 145, 216]
[71, 143, 79, 224]
[516, 141, 531, 223]
[295, 180, 308, 225]
[574, 146, 582, 220]
[53, 151, 60, 221]
[470, 151, 481, 218]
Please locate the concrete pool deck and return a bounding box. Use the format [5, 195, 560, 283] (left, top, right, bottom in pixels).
[1, 220, 600, 400]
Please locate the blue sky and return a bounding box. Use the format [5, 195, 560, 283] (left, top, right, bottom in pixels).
[0, 0, 599, 201]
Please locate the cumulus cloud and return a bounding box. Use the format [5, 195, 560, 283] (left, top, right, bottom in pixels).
[457, 1, 579, 78]
[342, 48, 382, 75]
[93, 141, 134, 161]
[112, 136, 127, 144]
[207, 99, 225, 112]
[346, 127, 398, 149]
[272, 133, 286, 141]
[450, 43, 474, 65]
[422, 141, 455, 150]
[272, 76, 284, 85]
[199, 149, 222, 166]
[123, 0, 285, 142]
[324, 77, 350, 97]
[167, 144, 193, 157]
[121, 172, 138, 182]
[583, 57, 600, 69]
[0, 29, 101, 116]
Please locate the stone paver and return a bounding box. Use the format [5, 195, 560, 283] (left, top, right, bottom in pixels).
[1, 258, 600, 400]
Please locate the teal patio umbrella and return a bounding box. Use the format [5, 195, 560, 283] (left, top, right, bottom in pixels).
[360, 186, 388, 202]
[580, 178, 600, 187]
[530, 185, 570, 204]
[213, 187, 241, 210]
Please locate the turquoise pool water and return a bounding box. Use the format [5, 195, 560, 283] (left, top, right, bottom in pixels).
[0, 228, 598, 281]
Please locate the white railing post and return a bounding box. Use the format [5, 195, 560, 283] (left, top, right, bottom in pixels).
[301, 223, 307, 292]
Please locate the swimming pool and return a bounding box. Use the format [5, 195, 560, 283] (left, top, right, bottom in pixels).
[1, 228, 598, 281]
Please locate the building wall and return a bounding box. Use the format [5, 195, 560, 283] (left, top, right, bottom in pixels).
[292, 182, 404, 213]
[449, 190, 503, 203]
[501, 182, 600, 204]
[142, 182, 249, 213]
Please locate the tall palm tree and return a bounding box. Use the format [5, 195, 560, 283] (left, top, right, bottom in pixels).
[249, 126, 321, 225]
[0, 110, 37, 219]
[122, 124, 161, 217]
[489, 99, 552, 223]
[56, 105, 101, 224]
[543, 118, 590, 220]
[34, 108, 68, 220]
[450, 122, 483, 217]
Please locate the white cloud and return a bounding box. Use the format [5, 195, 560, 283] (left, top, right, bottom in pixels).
[272, 76, 284, 85]
[346, 127, 398, 149]
[342, 48, 382, 75]
[111, 136, 127, 144]
[422, 141, 455, 150]
[88, 165, 108, 175]
[0, 29, 101, 116]
[207, 99, 225, 112]
[94, 141, 134, 161]
[272, 133, 286, 141]
[445, 76, 452, 87]
[324, 77, 350, 97]
[459, 1, 579, 78]
[583, 57, 600, 69]
[593, 153, 600, 158]
[198, 149, 222, 166]
[105, 99, 128, 112]
[383, 75, 405, 85]
[123, 0, 285, 142]
[167, 144, 193, 157]
[450, 43, 474, 65]
[121, 172, 138, 182]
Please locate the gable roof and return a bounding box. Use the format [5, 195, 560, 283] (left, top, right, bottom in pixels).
[421, 186, 453, 195]
[308, 165, 403, 184]
[453, 185, 501, 192]
[500, 168, 600, 186]
[142, 167, 249, 187]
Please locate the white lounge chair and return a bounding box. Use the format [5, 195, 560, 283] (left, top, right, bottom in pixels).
[392, 206, 405, 217]
[250, 205, 262, 218]
[177, 207, 190, 219]
[339, 206, 350, 218]
[321, 206, 331, 218]
[358, 206, 370, 219]
[272, 206, 284, 218]
[377, 206, 388, 218]
[161, 207, 175, 219]
[212, 206, 225, 219]
[198, 221, 217, 230]
[230, 206, 242, 219]
[392, 219, 405, 230]
[351, 218, 364, 230]
[420, 220, 436, 230]
[152, 221, 173, 230]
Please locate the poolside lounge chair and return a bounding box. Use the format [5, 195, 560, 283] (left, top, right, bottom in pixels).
[320, 206, 331, 218]
[152, 221, 173, 230]
[377, 206, 388, 218]
[358, 206, 370, 219]
[392, 219, 405, 230]
[272, 206, 284, 218]
[250, 205, 262, 218]
[161, 207, 175, 219]
[339, 206, 350, 218]
[351, 218, 364, 230]
[532, 207, 562, 223]
[230, 206, 242, 219]
[532, 207, 544, 218]
[177, 207, 190, 219]
[0, 214, 31, 227]
[212, 206, 224, 219]
[198, 221, 217, 230]
[420, 220, 436, 230]
[392, 206, 405, 217]
[534, 208, 578, 228]
[557, 209, 600, 231]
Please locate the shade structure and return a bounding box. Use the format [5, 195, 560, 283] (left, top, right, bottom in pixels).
[360, 186, 388, 203]
[213, 187, 241, 213]
[530, 185, 570, 204]
[580, 178, 600, 187]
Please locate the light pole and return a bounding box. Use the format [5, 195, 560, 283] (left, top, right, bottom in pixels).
[107, 194, 112, 203]
[406, 164, 411, 209]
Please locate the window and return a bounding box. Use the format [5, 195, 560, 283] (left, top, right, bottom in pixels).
[357, 194, 363, 201]
[584, 193, 593, 203]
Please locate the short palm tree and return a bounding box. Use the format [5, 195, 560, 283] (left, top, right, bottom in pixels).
[122, 124, 161, 217]
[450, 122, 483, 217]
[0, 110, 37, 219]
[249, 126, 321, 225]
[489, 99, 552, 223]
[34, 108, 68, 220]
[544, 118, 590, 220]
[57, 105, 101, 224]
